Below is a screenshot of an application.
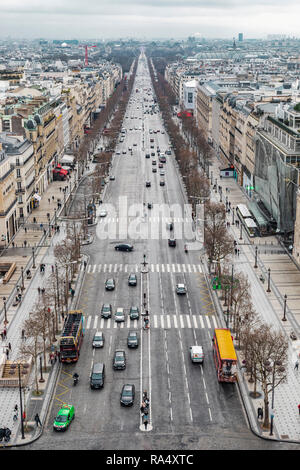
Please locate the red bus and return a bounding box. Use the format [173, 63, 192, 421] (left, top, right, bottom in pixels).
[212, 329, 237, 383]
[60, 311, 85, 363]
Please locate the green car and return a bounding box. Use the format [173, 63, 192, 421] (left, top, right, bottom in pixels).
[53, 404, 75, 431]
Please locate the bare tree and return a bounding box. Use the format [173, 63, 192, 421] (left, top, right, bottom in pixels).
[204, 201, 233, 275]
[247, 324, 288, 429]
[19, 315, 44, 394]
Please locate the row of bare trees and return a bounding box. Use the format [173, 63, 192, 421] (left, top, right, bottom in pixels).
[147, 57, 288, 432]
[18, 60, 140, 394]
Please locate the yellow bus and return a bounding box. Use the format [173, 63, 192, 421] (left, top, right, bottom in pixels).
[212, 329, 237, 383]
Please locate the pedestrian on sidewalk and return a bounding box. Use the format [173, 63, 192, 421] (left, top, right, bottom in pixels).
[34, 413, 42, 427]
[24, 227, 27, 233]
[3, 328, 7, 339]
[257, 407, 263, 420]
[237, 249, 240, 256]
[59, 187, 62, 192]
[38, 287, 41, 295]
[6, 348, 9, 360]
[51, 265, 54, 273]
[71, 288, 75, 299]
[33, 217, 36, 223]
[84, 260, 87, 270]
[8, 342, 11, 351]
[24, 240, 27, 248]
[21, 329, 25, 341]
[294, 360, 299, 370]
[41, 288, 45, 296]
[0, 331, 3, 341]
[52, 196, 55, 201]
[48, 198, 50, 204]
[298, 404, 300, 416]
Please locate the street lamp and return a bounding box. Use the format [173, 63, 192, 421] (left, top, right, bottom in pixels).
[32, 246, 36, 269]
[18, 363, 25, 440]
[239, 221, 243, 240]
[39, 355, 45, 383]
[267, 268, 271, 293]
[254, 246, 258, 269]
[3, 296, 8, 325]
[232, 206, 235, 225]
[21, 266, 25, 291]
[282, 294, 287, 321]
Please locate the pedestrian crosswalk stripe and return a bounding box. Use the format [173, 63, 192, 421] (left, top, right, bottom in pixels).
[182, 265, 186, 273]
[161, 264, 165, 273]
[199, 316, 204, 329]
[84, 314, 217, 330]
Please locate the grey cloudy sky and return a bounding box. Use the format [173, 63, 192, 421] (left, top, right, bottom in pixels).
[0, 0, 299, 39]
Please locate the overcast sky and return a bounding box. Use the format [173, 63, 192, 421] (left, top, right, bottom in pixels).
[0, 0, 299, 40]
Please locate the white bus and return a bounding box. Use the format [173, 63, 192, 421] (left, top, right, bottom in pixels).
[236, 204, 252, 222]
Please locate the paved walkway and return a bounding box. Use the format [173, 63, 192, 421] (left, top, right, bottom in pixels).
[209, 156, 300, 442]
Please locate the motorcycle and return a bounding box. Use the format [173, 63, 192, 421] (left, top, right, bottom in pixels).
[184, 245, 188, 253]
[73, 375, 79, 386]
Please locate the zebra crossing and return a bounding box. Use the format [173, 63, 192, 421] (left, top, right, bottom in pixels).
[84, 314, 217, 330]
[83, 263, 202, 274]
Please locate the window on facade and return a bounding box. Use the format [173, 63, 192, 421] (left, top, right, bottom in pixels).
[16, 169, 21, 178]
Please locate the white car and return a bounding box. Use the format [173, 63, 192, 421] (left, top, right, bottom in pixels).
[115, 308, 125, 323]
[99, 210, 107, 217]
[109, 175, 115, 181]
[176, 284, 186, 295]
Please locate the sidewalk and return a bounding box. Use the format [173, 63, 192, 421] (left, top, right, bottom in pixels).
[209, 155, 300, 443]
[0, 167, 78, 318]
[0, 161, 93, 447]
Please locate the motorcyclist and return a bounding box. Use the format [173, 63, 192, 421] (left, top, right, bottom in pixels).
[73, 372, 79, 380]
[184, 244, 188, 252]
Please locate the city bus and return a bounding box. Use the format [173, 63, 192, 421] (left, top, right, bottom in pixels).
[243, 217, 258, 238]
[212, 329, 237, 383]
[236, 204, 252, 223]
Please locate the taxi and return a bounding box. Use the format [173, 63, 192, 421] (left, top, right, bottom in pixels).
[53, 404, 75, 431]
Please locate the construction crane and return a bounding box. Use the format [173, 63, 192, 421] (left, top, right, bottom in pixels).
[80, 44, 96, 66]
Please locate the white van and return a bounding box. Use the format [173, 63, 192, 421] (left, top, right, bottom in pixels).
[189, 346, 204, 363]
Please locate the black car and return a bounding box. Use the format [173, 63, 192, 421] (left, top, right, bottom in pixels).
[145, 154, 150, 158]
[146, 181, 151, 187]
[120, 384, 135, 406]
[105, 278, 115, 291]
[127, 331, 138, 348]
[128, 273, 137, 286]
[101, 303, 112, 319]
[113, 350, 126, 370]
[168, 238, 176, 247]
[160, 180, 165, 186]
[147, 203, 152, 209]
[115, 244, 134, 252]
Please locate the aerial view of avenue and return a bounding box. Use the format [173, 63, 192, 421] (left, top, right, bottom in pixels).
[0, 0, 300, 459]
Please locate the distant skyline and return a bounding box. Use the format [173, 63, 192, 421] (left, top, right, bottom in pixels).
[0, 0, 299, 40]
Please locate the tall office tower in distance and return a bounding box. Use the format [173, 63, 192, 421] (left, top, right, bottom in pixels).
[238, 33, 243, 42]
